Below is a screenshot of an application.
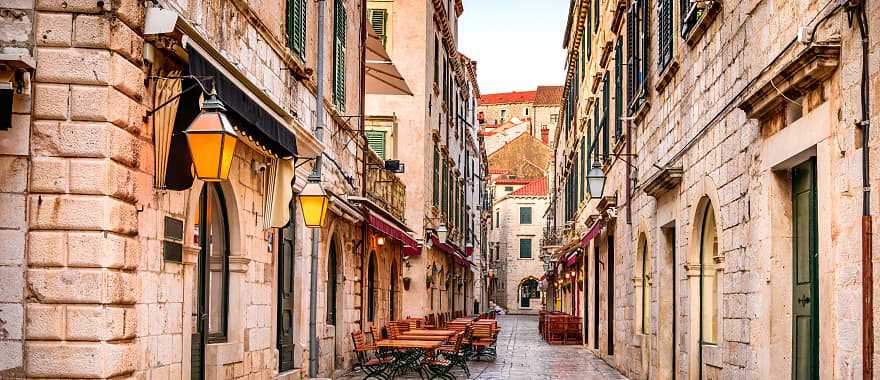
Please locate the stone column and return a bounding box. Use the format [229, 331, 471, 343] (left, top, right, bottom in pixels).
[24, 0, 146, 377]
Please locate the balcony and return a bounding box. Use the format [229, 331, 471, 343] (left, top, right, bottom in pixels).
[365, 151, 406, 221]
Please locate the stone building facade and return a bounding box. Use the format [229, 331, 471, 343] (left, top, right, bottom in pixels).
[546, 0, 879, 379]
[478, 85, 562, 147]
[364, 0, 489, 320]
[0, 0, 413, 379]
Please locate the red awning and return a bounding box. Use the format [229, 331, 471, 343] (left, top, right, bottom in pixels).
[579, 219, 605, 248]
[465, 245, 474, 256]
[565, 251, 579, 267]
[539, 273, 547, 281]
[367, 212, 421, 256]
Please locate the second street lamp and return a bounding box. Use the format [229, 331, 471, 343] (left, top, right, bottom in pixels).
[586, 161, 606, 199]
[436, 224, 448, 244]
[298, 173, 329, 228]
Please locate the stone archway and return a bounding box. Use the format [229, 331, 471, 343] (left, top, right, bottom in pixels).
[518, 277, 540, 310]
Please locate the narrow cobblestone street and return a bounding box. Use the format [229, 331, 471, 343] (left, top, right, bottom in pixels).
[342, 315, 627, 380]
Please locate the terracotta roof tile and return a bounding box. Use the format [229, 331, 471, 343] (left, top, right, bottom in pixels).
[533, 86, 564, 106]
[508, 178, 548, 196]
[479, 91, 536, 105]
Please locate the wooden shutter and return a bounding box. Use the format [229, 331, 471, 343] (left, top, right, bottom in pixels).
[287, 0, 306, 58]
[594, 0, 600, 32]
[519, 207, 532, 224]
[640, 0, 650, 88]
[365, 130, 386, 159]
[333, 0, 346, 110]
[586, 12, 592, 58]
[658, 0, 673, 70]
[614, 37, 623, 138]
[626, 3, 636, 111]
[433, 147, 440, 206]
[369, 8, 388, 46]
[519, 239, 532, 258]
[277, 213, 296, 372]
[602, 75, 610, 159]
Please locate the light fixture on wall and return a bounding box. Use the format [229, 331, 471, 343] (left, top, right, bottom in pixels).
[436, 224, 448, 244]
[377, 236, 386, 246]
[184, 92, 239, 182]
[298, 173, 329, 228]
[586, 161, 606, 199]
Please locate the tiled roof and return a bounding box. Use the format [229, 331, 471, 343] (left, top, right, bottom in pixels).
[533, 86, 564, 106]
[493, 178, 534, 185]
[508, 178, 548, 196]
[488, 168, 508, 174]
[479, 91, 536, 105]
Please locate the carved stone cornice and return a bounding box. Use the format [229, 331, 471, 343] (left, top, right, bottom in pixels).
[596, 196, 618, 214]
[642, 166, 683, 198]
[739, 42, 841, 121]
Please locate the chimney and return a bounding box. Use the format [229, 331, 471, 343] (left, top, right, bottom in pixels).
[541, 127, 549, 144]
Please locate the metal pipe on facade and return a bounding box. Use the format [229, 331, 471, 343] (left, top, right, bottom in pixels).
[853, 3, 872, 378]
[308, 0, 327, 376]
[359, 0, 369, 328]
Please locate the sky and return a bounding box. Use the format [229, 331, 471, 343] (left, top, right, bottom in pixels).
[458, 0, 570, 95]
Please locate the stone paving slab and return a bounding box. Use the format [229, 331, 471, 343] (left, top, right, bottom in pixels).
[339, 315, 628, 380]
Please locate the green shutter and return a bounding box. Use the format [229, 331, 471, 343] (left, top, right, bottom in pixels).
[519, 207, 532, 224]
[333, 0, 346, 111]
[368, 8, 388, 46]
[614, 37, 623, 138]
[365, 130, 386, 159]
[287, 0, 306, 58]
[433, 148, 440, 207]
[519, 239, 532, 259]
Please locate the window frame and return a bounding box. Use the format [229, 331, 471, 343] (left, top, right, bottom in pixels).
[286, 0, 307, 59]
[519, 238, 533, 259]
[332, 0, 347, 111]
[519, 206, 533, 225]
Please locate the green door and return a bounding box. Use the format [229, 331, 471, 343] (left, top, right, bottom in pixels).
[792, 158, 818, 380]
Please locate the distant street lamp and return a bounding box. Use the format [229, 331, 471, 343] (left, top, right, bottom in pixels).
[586, 161, 606, 199]
[436, 224, 448, 244]
[184, 93, 238, 182]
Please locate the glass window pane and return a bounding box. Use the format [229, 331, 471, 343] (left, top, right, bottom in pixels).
[207, 186, 227, 337]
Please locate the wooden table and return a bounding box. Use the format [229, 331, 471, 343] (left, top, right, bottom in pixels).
[396, 333, 449, 341]
[376, 339, 442, 350]
[407, 329, 455, 336]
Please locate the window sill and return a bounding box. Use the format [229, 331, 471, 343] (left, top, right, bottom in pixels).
[684, 1, 721, 47]
[654, 60, 679, 94]
[628, 95, 651, 126]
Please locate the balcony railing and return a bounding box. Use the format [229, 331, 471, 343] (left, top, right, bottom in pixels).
[365, 151, 406, 221]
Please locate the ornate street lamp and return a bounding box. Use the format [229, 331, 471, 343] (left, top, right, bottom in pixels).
[298, 173, 329, 228]
[436, 224, 448, 244]
[184, 93, 238, 182]
[586, 161, 606, 199]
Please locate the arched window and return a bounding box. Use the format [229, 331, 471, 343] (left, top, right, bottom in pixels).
[519, 278, 540, 308]
[700, 205, 719, 344]
[326, 241, 337, 325]
[367, 251, 377, 322]
[195, 183, 229, 342]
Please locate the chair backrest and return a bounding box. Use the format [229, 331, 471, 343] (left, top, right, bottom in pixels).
[473, 324, 493, 339]
[452, 327, 468, 352]
[351, 331, 368, 350]
[387, 323, 401, 339]
[370, 325, 382, 343]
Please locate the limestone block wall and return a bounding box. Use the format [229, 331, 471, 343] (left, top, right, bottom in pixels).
[0, 0, 33, 374]
[479, 102, 531, 126]
[491, 195, 547, 314]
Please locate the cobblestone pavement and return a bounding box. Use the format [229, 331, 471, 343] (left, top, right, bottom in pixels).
[340, 314, 628, 380]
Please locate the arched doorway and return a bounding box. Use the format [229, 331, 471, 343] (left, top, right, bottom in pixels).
[390, 260, 398, 320]
[191, 183, 230, 380]
[367, 251, 377, 322]
[519, 278, 540, 309]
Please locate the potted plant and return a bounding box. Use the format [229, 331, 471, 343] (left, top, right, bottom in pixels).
[402, 276, 411, 290]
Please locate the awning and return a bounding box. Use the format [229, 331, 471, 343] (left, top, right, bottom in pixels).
[579, 219, 605, 248]
[465, 245, 474, 256]
[263, 158, 295, 228]
[565, 251, 579, 267]
[367, 211, 420, 257]
[365, 21, 412, 96]
[187, 45, 298, 157]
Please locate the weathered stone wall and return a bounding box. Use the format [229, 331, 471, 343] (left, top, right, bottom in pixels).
[490, 195, 547, 314]
[479, 102, 531, 126]
[0, 0, 33, 375]
[553, 0, 880, 380]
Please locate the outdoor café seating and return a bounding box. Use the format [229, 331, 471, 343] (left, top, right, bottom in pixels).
[540, 311, 582, 345]
[350, 314, 501, 379]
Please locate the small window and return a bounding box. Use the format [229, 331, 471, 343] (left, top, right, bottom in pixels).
[519, 238, 532, 259]
[504, 186, 513, 192]
[524, 107, 529, 116]
[519, 207, 532, 224]
[286, 0, 306, 59]
[368, 8, 388, 47]
[365, 130, 387, 159]
[332, 0, 347, 110]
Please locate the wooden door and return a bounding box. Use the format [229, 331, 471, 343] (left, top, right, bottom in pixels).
[792, 158, 818, 380]
[277, 212, 296, 372]
[191, 188, 209, 380]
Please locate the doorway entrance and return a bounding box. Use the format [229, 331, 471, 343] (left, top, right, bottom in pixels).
[792, 158, 818, 380]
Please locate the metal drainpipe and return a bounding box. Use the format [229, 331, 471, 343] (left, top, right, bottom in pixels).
[359, 0, 369, 328]
[854, 3, 873, 379]
[308, 0, 326, 376]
